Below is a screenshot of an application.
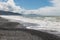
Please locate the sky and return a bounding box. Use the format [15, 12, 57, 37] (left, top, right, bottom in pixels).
[14, 0, 52, 9]
[0, 0, 60, 16]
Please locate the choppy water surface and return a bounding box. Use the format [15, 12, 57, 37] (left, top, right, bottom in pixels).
[1, 15, 60, 31]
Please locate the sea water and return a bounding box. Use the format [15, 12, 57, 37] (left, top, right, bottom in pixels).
[1, 15, 60, 31]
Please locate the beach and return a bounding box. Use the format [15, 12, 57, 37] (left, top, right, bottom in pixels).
[0, 16, 60, 40]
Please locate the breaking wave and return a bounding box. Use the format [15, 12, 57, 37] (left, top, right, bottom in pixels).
[1, 15, 60, 31]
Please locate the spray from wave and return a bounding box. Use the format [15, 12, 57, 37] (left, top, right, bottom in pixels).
[1, 15, 60, 31]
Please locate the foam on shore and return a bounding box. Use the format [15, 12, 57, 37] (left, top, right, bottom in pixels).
[1, 15, 60, 32]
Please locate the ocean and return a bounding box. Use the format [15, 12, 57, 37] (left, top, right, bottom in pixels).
[1, 15, 60, 31]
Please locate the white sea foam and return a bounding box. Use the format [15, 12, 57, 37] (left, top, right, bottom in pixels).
[1, 15, 60, 31]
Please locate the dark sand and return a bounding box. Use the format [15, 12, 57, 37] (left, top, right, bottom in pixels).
[0, 17, 60, 40]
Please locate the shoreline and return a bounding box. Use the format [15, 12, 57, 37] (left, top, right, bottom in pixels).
[0, 28, 60, 40]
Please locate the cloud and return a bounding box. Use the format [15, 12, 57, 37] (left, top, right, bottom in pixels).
[0, 0, 24, 13]
[37, 0, 60, 16]
[22, 0, 60, 16]
[0, 0, 60, 16]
